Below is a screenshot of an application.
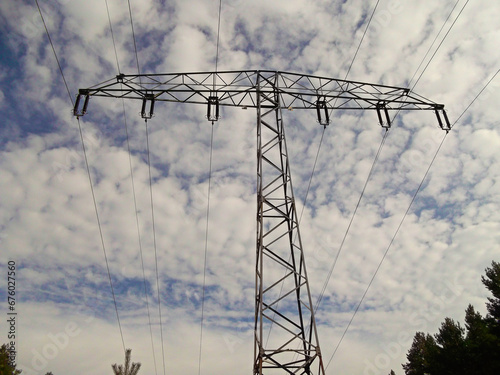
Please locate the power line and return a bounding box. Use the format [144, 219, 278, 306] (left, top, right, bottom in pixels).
[77, 115, 127, 355]
[325, 131, 447, 370]
[104, 0, 121, 74]
[125, 3, 166, 374]
[451, 68, 499, 128]
[325, 66, 499, 372]
[343, 0, 380, 80]
[198, 123, 216, 375]
[315, 128, 389, 314]
[104, 3, 158, 374]
[329, 0, 380, 117]
[322, 3, 472, 367]
[271, 1, 383, 352]
[411, 0, 470, 91]
[35, 0, 126, 353]
[126, 105, 159, 375]
[389, 0, 465, 128]
[199, 2, 223, 371]
[34, 0, 73, 105]
[215, 0, 223, 72]
[213, 0, 223, 91]
[312, 0, 383, 316]
[300, 0, 382, 314]
[128, 0, 141, 76]
[406, 0, 460, 90]
[145, 119, 167, 375]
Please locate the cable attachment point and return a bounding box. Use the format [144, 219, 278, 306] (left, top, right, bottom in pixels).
[376, 101, 391, 129]
[316, 96, 330, 126]
[207, 95, 220, 124]
[73, 89, 90, 117]
[141, 93, 155, 119]
[435, 107, 451, 132]
[116, 73, 125, 83]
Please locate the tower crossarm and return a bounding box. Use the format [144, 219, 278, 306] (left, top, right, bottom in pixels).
[74, 70, 446, 111]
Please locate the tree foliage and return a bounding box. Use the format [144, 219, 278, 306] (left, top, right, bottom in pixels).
[112, 349, 141, 375]
[0, 344, 54, 375]
[0, 344, 21, 375]
[403, 261, 500, 374]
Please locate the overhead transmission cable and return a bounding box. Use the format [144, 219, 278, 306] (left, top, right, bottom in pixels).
[104, 1, 158, 374]
[199, 3, 223, 374]
[388, 0, 463, 126]
[313, 0, 383, 314]
[324, 2, 474, 369]
[127, 0, 142, 79]
[126, 2, 166, 374]
[314, 130, 389, 314]
[410, 0, 470, 92]
[325, 67, 499, 370]
[318, 0, 467, 319]
[213, 0, 223, 91]
[34, 0, 126, 353]
[104, 0, 121, 73]
[198, 121, 216, 375]
[271, 0, 383, 355]
[343, 0, 380, 80]
[406, 0, 461, 91]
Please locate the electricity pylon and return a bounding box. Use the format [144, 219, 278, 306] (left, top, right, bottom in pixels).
[74, 70, 450, 375]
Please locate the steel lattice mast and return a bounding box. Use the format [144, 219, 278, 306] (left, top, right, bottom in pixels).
[74, 70, 450, 375]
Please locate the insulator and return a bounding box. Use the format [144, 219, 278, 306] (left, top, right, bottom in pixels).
[141, 94, 155, 119]
[376, 102, 391, 129]
[82, 94, 90, 114]
[73, 93, 90, 117]
[442, 109, 451, 131]
[141, 98, 147, 118]
[73, 94, 81, 116]
[383, 105, 391, 128]
[316, 97, 329, 126]
[435, 109, 451, 132]
[149, 99, 155, 119]
[435, 109, 443, 128]
[207, 95, 219, 122]
[376, 103, 384, 125]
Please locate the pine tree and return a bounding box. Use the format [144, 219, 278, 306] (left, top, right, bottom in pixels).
[0, 344, 21, 375]
[482, 261, 500, 331]
[403, 261, 500, 374]
[111, 349, 141, 375]
[402, 332, 436, 375]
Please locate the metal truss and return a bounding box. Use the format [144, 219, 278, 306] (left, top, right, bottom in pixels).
[74, 70, 451, 130]
[255, 76, 324, 375]
[74, 70, 450, 375]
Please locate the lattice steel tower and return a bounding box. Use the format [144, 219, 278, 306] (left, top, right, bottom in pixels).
[74, 70, 450, 375]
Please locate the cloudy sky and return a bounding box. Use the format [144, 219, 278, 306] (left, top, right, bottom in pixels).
[0, 0, 499, 374]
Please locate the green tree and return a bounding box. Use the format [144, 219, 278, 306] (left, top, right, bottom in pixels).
[482, 260, 500, 331]
[0, 344, 21, 375]
[402, 332, 437, 375]
[403, 261, 500, 375]
[479, 260, 500, 371]
[112, 349, 141, 375]
[433, 318, 465, 375]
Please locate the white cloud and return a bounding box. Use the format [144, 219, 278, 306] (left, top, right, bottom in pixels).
[1, 1, 500, 374]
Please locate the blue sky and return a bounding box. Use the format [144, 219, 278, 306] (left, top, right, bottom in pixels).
[1, 1, 499, 375]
